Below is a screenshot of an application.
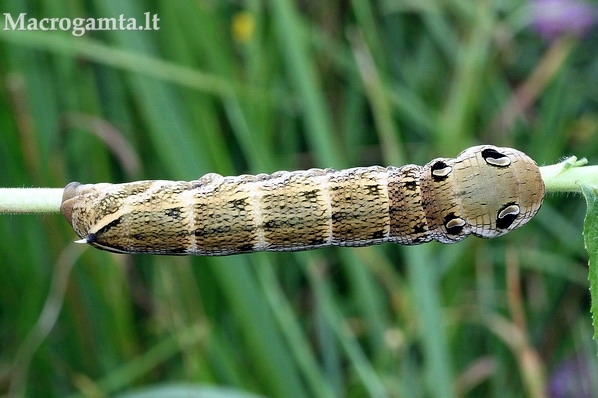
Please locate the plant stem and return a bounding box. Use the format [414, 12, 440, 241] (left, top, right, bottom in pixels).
[0, 188, 63, 214]
[540, 156, 598, 193]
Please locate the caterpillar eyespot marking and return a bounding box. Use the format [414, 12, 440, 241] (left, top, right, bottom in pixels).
[482, 148, 512, 167]
[60, 145, 545, 256]
[496, 203, 521, 229]
[430, 161, 452, 180]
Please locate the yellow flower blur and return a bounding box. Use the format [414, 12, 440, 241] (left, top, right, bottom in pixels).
[232, 11, 255, 44]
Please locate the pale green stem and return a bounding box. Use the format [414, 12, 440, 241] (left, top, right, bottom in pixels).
[0, 157, 596, 215]
[0, 188, 63, 214]
[540, 156, 598, 193]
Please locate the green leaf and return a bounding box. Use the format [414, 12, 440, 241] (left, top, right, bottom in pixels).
[581, 183, 598, 349]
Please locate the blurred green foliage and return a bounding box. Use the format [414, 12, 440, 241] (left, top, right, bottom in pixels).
[0, 0, 597, 397]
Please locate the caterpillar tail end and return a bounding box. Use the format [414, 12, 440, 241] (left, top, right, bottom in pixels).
[60, 182, 82, 224]
[61, 182, 93, 245]
[74, 234, 97, 245]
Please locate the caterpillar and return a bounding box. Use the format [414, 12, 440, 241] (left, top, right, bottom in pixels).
[60, 145, 545, 256]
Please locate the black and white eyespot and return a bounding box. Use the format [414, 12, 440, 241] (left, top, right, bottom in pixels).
[445, 215, 466, 235]
[496, 203, 520, 229]
[481, 148, 511, 167]
[431, 161, 452, 181]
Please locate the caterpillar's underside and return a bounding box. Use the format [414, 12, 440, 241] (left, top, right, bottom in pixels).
[60, 145, 545, 256]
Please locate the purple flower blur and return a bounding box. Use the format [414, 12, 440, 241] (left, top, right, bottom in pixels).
[531, 0, 597, 40]
[548, 355, 592, 398]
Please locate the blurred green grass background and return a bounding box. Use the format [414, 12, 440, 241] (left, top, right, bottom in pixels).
[1, 0, 597, 397]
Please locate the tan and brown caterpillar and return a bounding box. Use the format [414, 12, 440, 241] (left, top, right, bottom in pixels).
[60, 145, 545, 256]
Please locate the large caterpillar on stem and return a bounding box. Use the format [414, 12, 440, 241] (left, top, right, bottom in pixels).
[60, 145, 544, 256]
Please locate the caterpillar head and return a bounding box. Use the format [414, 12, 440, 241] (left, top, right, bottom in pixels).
[421, 145, 544, 243]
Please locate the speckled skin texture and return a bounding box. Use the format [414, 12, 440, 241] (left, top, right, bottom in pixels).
[60, 145, 545, 256]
